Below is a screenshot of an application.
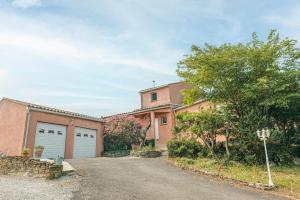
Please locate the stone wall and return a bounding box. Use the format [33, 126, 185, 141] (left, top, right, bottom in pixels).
[131, 150, 162, 158]
[0, 156, 63, 179]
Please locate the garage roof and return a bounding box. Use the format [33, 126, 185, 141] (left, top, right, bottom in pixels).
[2, 97, 104, 122]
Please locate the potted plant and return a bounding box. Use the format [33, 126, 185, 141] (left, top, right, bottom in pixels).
[21, 148, 31, 157]
[34, 145, 44, 158]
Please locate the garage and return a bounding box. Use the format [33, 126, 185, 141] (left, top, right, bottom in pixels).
[0, 98, 104, 159]
[73, 127, 97, 159]
[34, 122, 67, 159]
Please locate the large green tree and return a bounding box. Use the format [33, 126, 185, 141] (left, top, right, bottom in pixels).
[177, 30, 300, 163]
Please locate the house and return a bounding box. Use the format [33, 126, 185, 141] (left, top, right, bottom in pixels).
[130, 82, 213, 148]
[0, 98, 104, 159]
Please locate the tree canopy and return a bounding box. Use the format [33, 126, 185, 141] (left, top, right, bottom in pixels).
[176, 30, 300, 164]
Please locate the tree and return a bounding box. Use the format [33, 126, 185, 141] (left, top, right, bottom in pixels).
[177, 30, 300, 163]
[174, 109, 224, 156]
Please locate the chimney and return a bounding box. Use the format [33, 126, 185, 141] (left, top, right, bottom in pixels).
[152, 80, 156, 87]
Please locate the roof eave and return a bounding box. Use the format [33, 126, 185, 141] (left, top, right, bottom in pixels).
[131, 104, 181, 115]
[29, 107, 104, 123]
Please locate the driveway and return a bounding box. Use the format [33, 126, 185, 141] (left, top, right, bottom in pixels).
[68, 157, 287, 200]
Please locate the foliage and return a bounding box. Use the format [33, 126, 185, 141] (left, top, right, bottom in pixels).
[174, 109, 224, 156]
[104, 115, 146, 151]
[176, 30, 300, 164]
[172, 157, 300, 199]
[34, 145, 44, 151]
[21, 148, 31, 157]
[144, 139, 155, 148]
[167, 138, 208, 159]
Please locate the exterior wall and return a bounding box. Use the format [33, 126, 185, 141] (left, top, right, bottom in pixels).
[175, 100, 213, 114]
[169, 82, 192, 105]
[0, 99, 27, 156]
[141, 86, 170, 108]
[175, 100, 225, 143]
[26, 111, 104, 159]
[131, 107, 175, 149]
[154, 112, 175, 148]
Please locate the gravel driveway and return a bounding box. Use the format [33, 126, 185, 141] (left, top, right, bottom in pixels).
[68, 157, 288, 200]
[0, 174, 80, 200]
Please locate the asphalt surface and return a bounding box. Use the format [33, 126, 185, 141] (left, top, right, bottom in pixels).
[68, 157, 287, 200]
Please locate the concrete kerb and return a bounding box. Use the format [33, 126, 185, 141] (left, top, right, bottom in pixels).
[40, 159, 75, 174]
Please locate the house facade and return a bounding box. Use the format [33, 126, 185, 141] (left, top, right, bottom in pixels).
[0, 98, 104, 159]
[130, 82, 214, 148]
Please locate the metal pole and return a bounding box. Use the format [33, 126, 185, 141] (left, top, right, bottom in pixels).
[263, 139, 274, 187]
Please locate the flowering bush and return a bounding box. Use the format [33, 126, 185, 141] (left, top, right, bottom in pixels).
[104, 115, 147, 151]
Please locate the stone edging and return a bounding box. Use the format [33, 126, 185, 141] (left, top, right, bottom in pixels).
[130, 150, 162, 158]
[0, 156, 63, 179]
[167, 159, 276, 191]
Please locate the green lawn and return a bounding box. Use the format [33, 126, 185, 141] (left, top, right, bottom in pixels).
[171, 157, 300, 199]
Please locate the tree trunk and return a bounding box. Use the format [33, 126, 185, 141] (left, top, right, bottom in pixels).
[224, 128, 230, 157]
[201, 136, 215, 157]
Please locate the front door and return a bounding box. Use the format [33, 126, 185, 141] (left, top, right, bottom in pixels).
[154, 118, 160, 139]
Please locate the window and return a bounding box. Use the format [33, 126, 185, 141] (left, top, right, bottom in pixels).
[48, 130, 55, 134]
[151, 92, 157, 101]
[39, 129, 45, 133]
[57, 131, 62, 135]
[76, 133, 81, 137]
[84, 134, 88, 137]
[161, 116, 167, 125]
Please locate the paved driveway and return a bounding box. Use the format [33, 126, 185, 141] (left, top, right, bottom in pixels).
[68, 157, 287, 200]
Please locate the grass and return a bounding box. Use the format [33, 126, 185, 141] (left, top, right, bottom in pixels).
[171, 157, 300, 199]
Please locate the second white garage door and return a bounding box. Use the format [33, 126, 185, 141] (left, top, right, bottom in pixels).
[73, 127, 97, 159]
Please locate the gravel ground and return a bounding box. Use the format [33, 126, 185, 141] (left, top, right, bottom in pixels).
[0, 174, 81, 200]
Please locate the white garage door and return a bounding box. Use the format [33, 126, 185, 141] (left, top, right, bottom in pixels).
[35, 122, 67, 159]
[73, 127, 97, 159]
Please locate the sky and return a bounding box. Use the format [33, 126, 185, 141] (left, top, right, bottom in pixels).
[0, 0, 300, 117]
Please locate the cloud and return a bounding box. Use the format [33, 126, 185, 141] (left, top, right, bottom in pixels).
[0, 0, 239, 115]
[0, 10, 177, 76]
[11, 0, 41, 8]
[263, 3, 300, 40]
[40, 91, 117, 100]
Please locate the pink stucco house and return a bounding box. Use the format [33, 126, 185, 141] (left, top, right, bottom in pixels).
[128, 82, 214, 148]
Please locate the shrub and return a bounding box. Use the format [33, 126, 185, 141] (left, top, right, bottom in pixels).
[167, 138, 207, 159]
[104, 115, 147, 151]
[229, 141, 294, 165]
[104, 134, 132, 151]
[144, 139, 155, 148]
[34, 145, 44, 151]
[21, 148, 31, 157]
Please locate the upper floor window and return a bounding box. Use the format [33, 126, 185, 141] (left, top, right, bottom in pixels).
[151, 92, 157, 102]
